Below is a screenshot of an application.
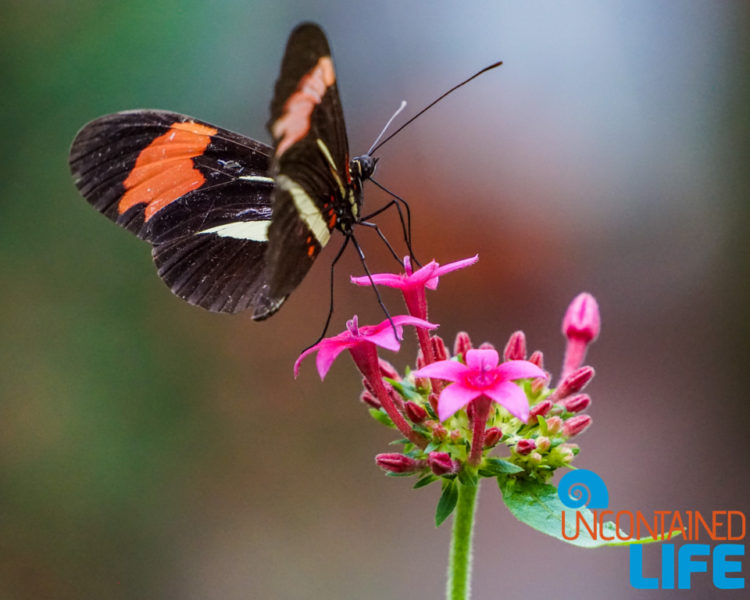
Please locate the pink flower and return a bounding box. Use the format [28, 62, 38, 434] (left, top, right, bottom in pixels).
[412, 348, 547, 422]
[350, 255, 478, 295]
[294, 315, 436, 379]
[350, 255, 478, 326]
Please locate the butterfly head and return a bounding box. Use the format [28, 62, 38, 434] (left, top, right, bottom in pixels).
[350, 154, 378, 187]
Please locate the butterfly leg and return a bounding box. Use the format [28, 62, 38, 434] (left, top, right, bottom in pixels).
[349, 233, 398, 339]
[300, 235, 351, 353]
[358, 220, 401, 263]
[365, 178, 420, 266]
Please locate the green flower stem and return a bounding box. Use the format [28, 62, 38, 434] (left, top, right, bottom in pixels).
[447, 478, 480, 600]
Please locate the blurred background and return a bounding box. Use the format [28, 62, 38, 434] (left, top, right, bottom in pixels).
[1, 1, 748, 598]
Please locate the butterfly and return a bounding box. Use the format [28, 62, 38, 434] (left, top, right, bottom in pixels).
[69, 22, 377, 320]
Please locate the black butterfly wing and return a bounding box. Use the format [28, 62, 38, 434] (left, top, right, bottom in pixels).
[265, 23, 356, 300]
[69, 109, 286, 317]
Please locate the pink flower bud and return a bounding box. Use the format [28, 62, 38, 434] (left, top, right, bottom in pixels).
[545, 416, 563, 434]
[503, 331, 527, 361]
[483, 427, 503, 448]
[404, 401, 428, 423]
[529, 451, 543, 464]
[450, 429, 462, 443]
[550, 366, 595, 401]
[531, 376, 548, 395]
[479, 342, 496, 351]
[428, 452, 458, 476]
[563, 293, 601, 344]
[426, 420, 447, 440]
[453, 331, 473, 358]
[563, 414, 592, 438]
[360, 390, 381, 409]
[536, 436, 551, 452]
[376, 453, 424, 474]
[561, 293, 600, 379]
[528, 350, 544, 368]
[557, 443, 577, 463]
[529, 400, 552, 421]
[431, 335, 449, 361]
[428, 392, 440, 414]
[516, 439, 537, 455]
[562, 393, 591, 413]
[378, 359, 400, 381]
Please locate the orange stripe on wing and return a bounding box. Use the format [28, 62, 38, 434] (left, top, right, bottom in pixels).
[271, 56, 335, 157]
[119, 121, 217, 220]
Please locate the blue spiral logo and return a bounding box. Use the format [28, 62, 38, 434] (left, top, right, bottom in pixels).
[558, 469, 609, 509]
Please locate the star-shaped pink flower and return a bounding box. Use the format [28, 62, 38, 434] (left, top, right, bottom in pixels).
[350, 255, 478, 312]
[294, 315, 437, 379]
[412, 348, 547, 422]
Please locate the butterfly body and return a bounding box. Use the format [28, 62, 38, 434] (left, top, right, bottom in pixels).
[70, 23, 372, 320]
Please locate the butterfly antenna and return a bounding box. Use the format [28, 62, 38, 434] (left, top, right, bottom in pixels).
[349, 233, 399, 340]
[300, 236, 351, 354]
[370, 61, 503, 154]
[367, 100, 407, 156]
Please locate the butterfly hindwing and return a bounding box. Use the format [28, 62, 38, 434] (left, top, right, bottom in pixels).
[69, 110, 287, 317]
[265, 22, 357, 299]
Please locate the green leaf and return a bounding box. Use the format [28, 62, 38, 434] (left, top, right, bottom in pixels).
[412, 424, 430, 436]
[388, 438, 410, 446]
[497, 476, 679, 548]
[414, 474, 438, 489]
[385, 377, 421, 401]
[479, 457, 524, 477]
[424, 441, 440, 454]
[385, 471, 417, 478]
[537, 415, 548, 436]
[424, 401, 437, 420]
[368, 408, 395, 428]
[435, 480, 459, 527]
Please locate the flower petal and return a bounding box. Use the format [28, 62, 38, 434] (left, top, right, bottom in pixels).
[465, 348, 500, 371]
[389, 315, 438, 328]
[436, 382, 479, 421]
[293, 343, 321, 377]
[404, 261, 440, 286]
[360, 315, 437, 352]
[350, 273, 406, 289]
[363, 326, 402, 352]
[484, 381, 530, 422]
[434, 254, 479, 276]
[315, 340, 351, 380]
[496, 360, 547, 382]
[412, 359, 467, 382]
[425, 255, 479, 290]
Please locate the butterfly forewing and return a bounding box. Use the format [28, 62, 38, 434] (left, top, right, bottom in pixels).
[69, 23, 362, 320]
[69, 109, 287, 317]
[265, 22, 356, 300]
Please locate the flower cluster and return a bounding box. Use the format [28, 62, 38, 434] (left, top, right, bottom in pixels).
[295, 256, 600, 486]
